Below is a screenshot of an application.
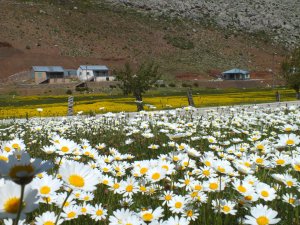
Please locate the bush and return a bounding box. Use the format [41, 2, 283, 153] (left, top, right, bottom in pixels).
[66, 89, 73, 95]
[168, 83, 176, 87]
[76, 87, 89, 92]
[160, 84, 166, 88]
[193, 82, 199, 87]
[163, 35, 194, 50]
[182, 83, 192, 88]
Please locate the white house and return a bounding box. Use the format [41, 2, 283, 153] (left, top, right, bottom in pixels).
[77, 65, 114, 81]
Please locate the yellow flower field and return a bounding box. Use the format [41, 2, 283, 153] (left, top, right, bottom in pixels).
[0, 89, 296, 118]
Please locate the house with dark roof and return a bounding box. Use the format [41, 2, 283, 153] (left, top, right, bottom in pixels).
[77, 65, 114, 82]
[222, 69, 250, 80]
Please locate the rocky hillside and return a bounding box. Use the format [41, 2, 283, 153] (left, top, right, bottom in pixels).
[0, 0, 287, 82]
[105, 0, 300, 47]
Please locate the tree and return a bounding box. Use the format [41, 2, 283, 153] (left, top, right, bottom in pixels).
[281, 48, 300, 99]
[115, 62, 160, 111]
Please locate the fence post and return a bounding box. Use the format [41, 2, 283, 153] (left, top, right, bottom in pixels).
[67, 96, 74, 116]
[187, 89, 195, 107]
[275, 91, 280, 102]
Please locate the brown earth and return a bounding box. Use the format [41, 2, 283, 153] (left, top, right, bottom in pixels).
[0, 0, 287, 91]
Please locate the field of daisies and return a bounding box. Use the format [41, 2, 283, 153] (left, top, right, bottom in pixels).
[1, 104, 300, 225]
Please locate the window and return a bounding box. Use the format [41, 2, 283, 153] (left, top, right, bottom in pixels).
[79, 72, 82, 76]
[87, 72, 90, 75]
[38, 72, 43, 78]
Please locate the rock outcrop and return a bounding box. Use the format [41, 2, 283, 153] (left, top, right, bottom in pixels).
[104, 0, 300, 47]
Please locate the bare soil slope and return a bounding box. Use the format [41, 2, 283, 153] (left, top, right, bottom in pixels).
[0, 0, 286, 82]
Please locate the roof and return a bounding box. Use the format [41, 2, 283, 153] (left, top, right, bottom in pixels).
[79, 65, 109, 71]
[32, 66, 64, 72]
[222, 68, 249, 75]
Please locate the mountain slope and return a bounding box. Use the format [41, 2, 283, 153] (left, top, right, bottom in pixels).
[0, 0, 286, 81]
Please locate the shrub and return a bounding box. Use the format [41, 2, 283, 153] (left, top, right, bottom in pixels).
[182, 83, 192, 88]
[66, 89, 73, 95]
[76, 87, 89, 92]
[163, 35, 194, 50]
[168, 83, 176, 87]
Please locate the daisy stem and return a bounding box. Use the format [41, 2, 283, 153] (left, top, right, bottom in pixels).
[13, 184, 25, 225]
[54, 189, 73, 225]
[54, 156, 62, 177]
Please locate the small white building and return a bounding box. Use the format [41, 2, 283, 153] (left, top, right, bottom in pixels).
[77, 65, 114, 81]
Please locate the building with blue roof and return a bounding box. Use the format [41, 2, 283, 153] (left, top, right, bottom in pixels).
[32, 66, 65, 84]
[77, 65, 113, 81]
[222, 68, 250, 80]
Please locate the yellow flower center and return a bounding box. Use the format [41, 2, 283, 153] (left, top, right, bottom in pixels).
[0, 156, 8, 161]
[256, 216, 270, 225]
[203, 170, 210, 176]
[184, 179, 190, 185]
[223, 206, 231, 213]
[209, 183, 218, 190]
[61, 146, 69, 153]
[84, 196, 89, 201]
[12, 143, 20, 150]
[113, 183, 120, 189]
[256, 144, 264, 150]
[67, 212, 76, 219]
[9, 164, 34, 179]
[237, 185, 247, 193]
[165, 194, 172, 201]
[4, 197, 21, 214]
[126, 185, 133, 192]
[162, 165, 169, 171]
[178, 145, 185, 150]
[286, 139, 295, 145]
[187, 210, 193, 217]
[96, 210, 103, 216]
[81, 208, 87, 213]
[276, 159, 285, 165]
[103, 168, 109, 172]
[152, 172, 160, 180]
[217, 166, 225, 173]
[191, 192, 198, 198]
[244, 162, 251, 167]
[245, 196, 252, 201]
[289, 198, 295, 204]
[175, 202, 182, 208]
[4, 146, 11, 152]
[40, 186, 51, 195]
[294, 164, 300, 171]
[261, 191, 269, 197]
[173, 156, 179, 161]
[256, 158, 264, 164]
[204, 161, 211, 167]
[195, 185, 202, 191]
[286, 181, 293, 187]
[142, 213, 153, 221]
[69, 174, 85, 188]
[44, 221, 55, 225]
[140, 167, 148, 175]
[140, 186, 147, 192]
